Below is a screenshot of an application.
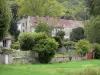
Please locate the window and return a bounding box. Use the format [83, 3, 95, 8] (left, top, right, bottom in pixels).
[3, 40, 7, 47]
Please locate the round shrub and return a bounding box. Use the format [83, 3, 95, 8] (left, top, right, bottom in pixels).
[33, 38, 58, 63]
[19, 32, 35, 51]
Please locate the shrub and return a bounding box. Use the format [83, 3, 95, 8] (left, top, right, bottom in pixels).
[63, 41, 75, 50]
[92, 43, 100, 59]
[0, 46, 14, 54]
[70, 27, 85, 42]
[19, 32, 35, 51]
[33, 38, 58, 63]
[75, 39, 91, 56]
[53, 36, 63, 48]
[35, 22, 53, 36]
[56, 30, 65, 40]
[10, 42, 20, 50]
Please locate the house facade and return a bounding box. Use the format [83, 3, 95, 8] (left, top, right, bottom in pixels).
[18, 16, 84, 39]
[0, 35, 12, 48]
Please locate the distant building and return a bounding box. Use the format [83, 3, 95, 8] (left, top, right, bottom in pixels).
[18, 16, 84, 39]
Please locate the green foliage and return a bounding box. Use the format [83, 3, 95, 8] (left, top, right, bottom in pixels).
[56, 30, 65, 40]
[0, 0, 11, 40]
[75, 39, 91, 56]
[85, 16, 100, 43]
[19, 32, 35, 51]
[9, 4, 20, 42]
[87, 0, 100, 16]
[33, 38, 58, 63]
[10, 42, 20, 50]
[61, 0, 87, 20]
[92, 43, 100, 59]
[63, 41, 75, 50]
[17, 0, 63, 18]
[35, 22, 52, 36]
[70, 27, 85, 42]
[53, 36, 62, 48]
[0, 46, 14, 54]
[19, 32, 47, 51]
[19, 32, 58, 63]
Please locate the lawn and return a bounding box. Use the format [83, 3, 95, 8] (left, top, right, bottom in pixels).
[0, 60, 100, 75]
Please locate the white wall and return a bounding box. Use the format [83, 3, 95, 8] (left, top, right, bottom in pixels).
[0, 41, 3, 47]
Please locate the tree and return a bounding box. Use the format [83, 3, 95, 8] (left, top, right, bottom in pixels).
[19, 32, 58, 63]
[85, 16, 100, 43]
[33, 38, 58, 63]
[9, 4, 20, 42]
[87, 0, 100, 16]
[56, 30, 65, 40]
[70, 27, 85, 42]
[92, 43, 100, 59]
[17, 0, 63, 18]
[0, 0, 11, 40]
[19, 32, 47, 51]
[35, 22, 53, 36]
[75, 39, 91, 56]
[61, 0, 87, 20]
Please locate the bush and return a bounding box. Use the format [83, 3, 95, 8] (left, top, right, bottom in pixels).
[0, 46, 14, 54]
[63, 41, 75, 50]
[35, 22, 53, 36]
[70, 27, 85, 42]
[53, 36, 63, 48]
[33, 38, 58, 63]
[56, 30, 65, 40]
[10, 42, 20, 50]
[19, 32, 35, 51]
[92, 43, 100, 59]
[75, 39, 91, 56]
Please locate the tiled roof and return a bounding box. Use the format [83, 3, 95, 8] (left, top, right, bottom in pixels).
[31, 17, 83, 28]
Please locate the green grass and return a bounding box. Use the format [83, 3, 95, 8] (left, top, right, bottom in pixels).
[0, 60, 100, 75]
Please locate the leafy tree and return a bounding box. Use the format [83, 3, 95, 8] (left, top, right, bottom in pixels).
[93, 43, 100, 59]
[75, 39, 91, 56]
[0, 0, 11, 40]
[70, 27, 85, 42]
[87, 0, 100, 16]
[19, 32, 58, 63]
[33, 38, 58, 63]
[19, 32, 47, 51]
[85, 16, 100, 43]
[56, 30, 65, 40]
[9, 4, 20, 42]
[35, 22, 52, 36]
[17, 0, 63, 18]
[61, 0, 87, 20]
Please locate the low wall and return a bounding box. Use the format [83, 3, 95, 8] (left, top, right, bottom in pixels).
[0, 54, 12, 64]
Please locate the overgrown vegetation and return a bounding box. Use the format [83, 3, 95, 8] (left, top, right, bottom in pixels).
[19, 32, 58, 63]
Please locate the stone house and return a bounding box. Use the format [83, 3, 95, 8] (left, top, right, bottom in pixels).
[17, 16, 84, 39]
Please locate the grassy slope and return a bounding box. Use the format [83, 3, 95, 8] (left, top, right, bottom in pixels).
[0, 60, 100, 75]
